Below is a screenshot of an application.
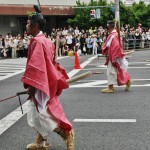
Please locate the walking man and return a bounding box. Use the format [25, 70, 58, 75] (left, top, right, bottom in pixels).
[21, 5, 74, 150]
[101, 20, 132, 93]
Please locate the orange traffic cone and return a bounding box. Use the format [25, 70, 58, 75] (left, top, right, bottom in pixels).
[73, 52, 82, 69]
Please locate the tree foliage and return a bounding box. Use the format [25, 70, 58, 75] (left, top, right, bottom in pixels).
[131, 1, 150, 27]
[67, 0, 150, 29]
[67, 0, 113, 29]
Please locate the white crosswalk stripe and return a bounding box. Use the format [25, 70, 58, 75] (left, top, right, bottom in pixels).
[0, 57, 68, 81]
[0, 59, 26, 81]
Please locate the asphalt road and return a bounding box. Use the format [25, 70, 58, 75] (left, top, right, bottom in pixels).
[0, 50, 150, 150]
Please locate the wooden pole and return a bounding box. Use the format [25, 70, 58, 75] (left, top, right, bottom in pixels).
[55, 32, 60, 62]
[67, 71, 91, 84]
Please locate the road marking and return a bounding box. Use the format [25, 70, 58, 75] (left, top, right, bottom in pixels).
[0, 57, 68, 81]
[74, 119, 136, 122]
[0, 55, 97, 135]
[96, 65, 107, 68]
[76, 79, 150, 83]
[0, 103, 28, 135]
[133, 79, 150, 81]
[0, 66, 25, 68]
[96, 67, 150, 69]
[83, 67, 150, 70]
[0, 63, 26, 81]
[71, 80, 107, 87]
[0, 69, 25, 81]
[70, 85, 150, 88]
[70, 79, 150, 88]
[126, 67, 150, 69]
[129, 62, 150, 64]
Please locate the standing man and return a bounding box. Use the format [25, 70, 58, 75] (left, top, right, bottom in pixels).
[86, 34, 93, 54]
[21, 5, 74, 150]
[101, 20, 132, 93]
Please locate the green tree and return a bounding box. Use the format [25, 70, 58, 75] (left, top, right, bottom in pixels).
[131, 1, 150, 27]
[67, 0, 150, 29]
[67, 0, 113, 29]
[120, 2, 130, 26]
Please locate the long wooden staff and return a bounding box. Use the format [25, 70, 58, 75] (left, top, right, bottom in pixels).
[55, 33, 60, 62]
[67, 71, 103, 84]
[116, 21, 135, 56]
[124, 50, 134, 55]
[116, 21, 121, 47]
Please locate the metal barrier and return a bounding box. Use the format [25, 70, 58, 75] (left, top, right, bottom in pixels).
[122, 39, 150, 50]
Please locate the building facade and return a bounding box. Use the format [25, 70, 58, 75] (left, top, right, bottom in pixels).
[108, 0, 149, 5]
[0, 0, 91, 35]
[0, 0, 149, 35]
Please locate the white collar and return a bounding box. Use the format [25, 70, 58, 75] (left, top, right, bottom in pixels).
[37, 31, 43, 36]
[111, 29, 116, 33]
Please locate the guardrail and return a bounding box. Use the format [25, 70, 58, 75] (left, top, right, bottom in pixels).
[122, 39, 150, 50]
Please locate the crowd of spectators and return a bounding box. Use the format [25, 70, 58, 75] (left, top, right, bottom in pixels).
[121, 24, 150, 50]
[0, 23, 150, 59]
[0, 33, 30, 59]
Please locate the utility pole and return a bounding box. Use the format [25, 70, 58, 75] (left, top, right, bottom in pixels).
[115, 0, 120, 26]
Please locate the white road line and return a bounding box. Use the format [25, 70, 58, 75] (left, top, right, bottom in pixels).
[0, 65, 25, 67]
[70, 85, 150, 88]
[0, 62, 26, 81]
[76, 79, 150, 82]
[70, 79, 150, 88]
[83, 67, 150, 70]
[128, 62, 150, 64]
[0, 70, 22, 72]
[127, 67, 150, 69]
[0, 56, 96, 135]
[0, 68, 24, 70]
[133, 79, 150, 81]
[73, 119, 136, 123]
[0, 103, 28, 135]
[96, 61, 150, 66]
[0, 65, 25, 66]
[96, 67, 150, 69]
[0, 72, 11, 74]
[0, 67, 25, 69]
[0, 62, 26, 67]
[0, 69, 25, 81]
[70, 80, 107, 87]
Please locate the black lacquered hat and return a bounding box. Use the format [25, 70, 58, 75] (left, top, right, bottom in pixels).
[28, 5, 44, 21]
[107, 20, 115, 26]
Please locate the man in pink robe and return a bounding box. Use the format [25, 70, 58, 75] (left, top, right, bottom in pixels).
[101, 20, 132, 93]
[21, 5, 74, 150]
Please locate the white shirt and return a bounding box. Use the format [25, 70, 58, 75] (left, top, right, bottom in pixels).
[66, 35, 73, 44]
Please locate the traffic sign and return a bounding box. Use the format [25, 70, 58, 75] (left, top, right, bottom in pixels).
[96, 9, 100, 19]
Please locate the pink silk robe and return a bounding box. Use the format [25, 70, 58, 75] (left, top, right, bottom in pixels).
[102, 31, 131, 86]
[21, 34, 72, 133]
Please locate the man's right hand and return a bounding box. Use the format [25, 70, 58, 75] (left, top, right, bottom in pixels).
[27, 86, 35, 100]
[112, 61, 117, 67]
